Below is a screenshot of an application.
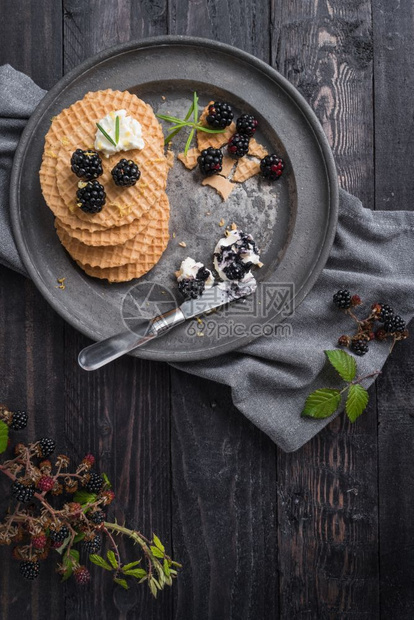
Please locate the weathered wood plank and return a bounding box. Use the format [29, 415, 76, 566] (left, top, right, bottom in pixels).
[373, 1, 414, 617]
[0, 1, 64, 617]
[271, 2, 379, 617]
[170, 371, 278, 620]
[0, 0, 62, 89]
[61, 1, 172, 618]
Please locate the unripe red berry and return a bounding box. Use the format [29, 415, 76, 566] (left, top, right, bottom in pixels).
[32, 534, 47, 550]
[74, 566, 91, 585]
[37, 476, 55, 492]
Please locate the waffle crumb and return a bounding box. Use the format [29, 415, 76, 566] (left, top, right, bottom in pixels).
[161, 95, 166, 101]
[219, 219, 225, 227]
[231, 222, 237, 230]
[56, 277, 66, 290]
[178, 241, 187, 247]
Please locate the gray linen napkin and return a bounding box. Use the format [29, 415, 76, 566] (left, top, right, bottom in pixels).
[1, 65, 413, 452]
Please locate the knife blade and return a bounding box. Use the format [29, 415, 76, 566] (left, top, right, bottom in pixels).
[78, 276, 257, 371]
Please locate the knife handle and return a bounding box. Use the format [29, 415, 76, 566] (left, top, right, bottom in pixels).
[78, 307, 185, 371]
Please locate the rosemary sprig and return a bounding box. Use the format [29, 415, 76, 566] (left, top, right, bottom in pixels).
[115, 115, 120, 145]
[157, 92, 225, 155]
[96, 122, 117, 148]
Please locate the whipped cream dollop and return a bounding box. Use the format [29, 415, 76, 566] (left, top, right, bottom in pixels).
[213, 229, 261, 282]
[177, 257, 214, 288]
[94, 109, 145, 158]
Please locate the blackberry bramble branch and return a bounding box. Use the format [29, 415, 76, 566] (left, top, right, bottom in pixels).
[0, 405, 180, 595]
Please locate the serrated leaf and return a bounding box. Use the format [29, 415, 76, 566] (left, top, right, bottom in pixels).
[107, 550, 118, 569]
[346, 384, 369, 422]
[153, 534, 165, 553]
[301, 388, 342, 419]
[149, 578, 158, 598]
[150, 545, 164, 558]
[0, 420, 9, 454]
[114, 577, 129, 590]
[70, 549, 80, 562]
[73, 490, 97, 505]
[122, 560, 141, 571]
[163, 559, 170, 576]
[61, 565, 73, 582]
[89, 554, 112, 571]
[124, 568, 147, 578]
[325, 350, 357, 382]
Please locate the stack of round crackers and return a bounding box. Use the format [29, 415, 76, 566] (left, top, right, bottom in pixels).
[39, 89, 170, 282]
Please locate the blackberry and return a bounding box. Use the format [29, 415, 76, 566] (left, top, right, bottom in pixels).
[89, 510, 106, 525]
[111, 159, 140, 187]
[196, 266, 211, 282]
[37, 476, 55, 493]
[19, 560, 40, 580]
[70, 149, 103, 181]
[76, 181, 106, 214]
[206, 101, 234, 129]
[223, 261, 248, 281]
[333, 290, 352, 309]
[236, 113, 258, 136]
[86, 472, 104, 493]
[74, 566, 91, 585]
[260, 154, 285, 181]
[351, 338, 369, 356]
[10, 411, 28, 430]
[11, 480, 35, 503]
[378, 304, 394, 322]
[198, 147, 223, 176]
[384, 314, 406, 333]
[178, 279, 206, 300]
[49, 525, 70, 544]
[83, 534, 101, 553]
[32, 534, 47, 550]
[38, 438, 56, 458]
[227, 133, 250, 159]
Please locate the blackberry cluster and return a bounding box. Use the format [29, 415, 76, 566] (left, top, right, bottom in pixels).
[384, 315, 406, 333]
[83, 534, 102, 553]
[378, 304, 394, 322]
[86, 472, 104, 494]
[333, 290, 352, 309]
[178, 279, 205, 300]
[38, 438, 56, 458]
[227, 133, 250, 159]
[223, 260, 249, 281]
[89, 510, 106, 525]
[111, 159, 140, 187]
[76, 181, 106, 214]
[10, 411, 28, 430]
[70, 149, 103, 181]
[236, 113, 258, 136]
[206, 102, 234, 128]
[260, 154, 285, 181]
[198, 147, 223, 176]
[49, 525, 70, 544]
[19, 561, 40, 580]
[11, 481, 35, 503]
[351, 338, 369, 356]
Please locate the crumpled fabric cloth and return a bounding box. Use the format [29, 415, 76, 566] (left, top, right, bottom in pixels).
[1, 64, 413, 452]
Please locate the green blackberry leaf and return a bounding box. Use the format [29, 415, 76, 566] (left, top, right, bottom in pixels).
[150, 545, 164, 558]
[301, 388, 341, 419]
[163, 559, 171, 576]
[107, 550, 118, 569]
[73, 490, 97, 505]
[89, 554, 112, 571]
[346, 384, 369, 422]
[122, 560, 142, 571]
[0, 420, 9, 454]
[325, 349, 357, 382]
[73, 533, 85, 543]
[124, 568, 147, 578]
[101, 472, 112, 488]
[114, 577, 129, 590]
[153, 534, 165, 553]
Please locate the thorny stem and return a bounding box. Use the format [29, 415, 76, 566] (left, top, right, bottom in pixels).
[103, 526, 122, 574]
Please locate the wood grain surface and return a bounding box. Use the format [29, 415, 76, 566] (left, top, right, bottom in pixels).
[0, 0, 412, 618]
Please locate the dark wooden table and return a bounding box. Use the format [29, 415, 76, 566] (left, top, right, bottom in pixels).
[1, 1, 413, 618]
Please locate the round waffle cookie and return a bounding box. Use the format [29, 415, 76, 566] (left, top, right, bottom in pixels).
[55, 214, 148, 247]
[55, 196, 170, 270]
[40, 89, 169, 230]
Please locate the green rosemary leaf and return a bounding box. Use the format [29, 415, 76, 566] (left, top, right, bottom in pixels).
[96, 123, 117, 147]
[193, 91, 198, 124]
[184, 128, 195, 156]
[156, 113, 187, 124]
[184, 101, 195, 121]
[115, 115, 120, 145]
[164, 128, 182, 145]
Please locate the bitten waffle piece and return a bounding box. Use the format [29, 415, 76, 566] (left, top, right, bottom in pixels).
[219, 155, 236, 178]
[197, 102, 236, 151]
[248, 138, 268, 159]
[177, 148, 200, 170]
[201, 176, 235, 201]
[233, 159, 261, 183]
